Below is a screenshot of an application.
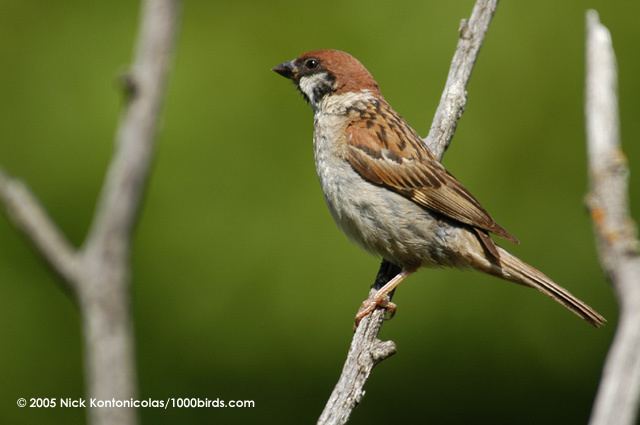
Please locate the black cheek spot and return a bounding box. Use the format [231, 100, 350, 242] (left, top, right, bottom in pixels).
[325, 72, 336, 84]
[312, 82, 334, 102]
[366, 120, 374, 129]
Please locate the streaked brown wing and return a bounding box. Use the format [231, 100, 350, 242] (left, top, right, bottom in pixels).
[345, 100, 518, 244]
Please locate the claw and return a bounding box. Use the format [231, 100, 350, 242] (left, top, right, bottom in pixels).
[352, 267, 415, 330]
[354, 295, 396, 328]
[383, 301, 397, 320]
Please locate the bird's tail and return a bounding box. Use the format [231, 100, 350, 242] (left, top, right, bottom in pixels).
[476, 247, 606, 327]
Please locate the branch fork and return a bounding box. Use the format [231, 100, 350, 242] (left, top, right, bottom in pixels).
[0, 2, 180, 425]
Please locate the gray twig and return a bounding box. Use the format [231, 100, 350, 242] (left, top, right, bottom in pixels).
[425, 0, 499, 160]
[0, 170, 80, 287]
[317, 1, 499, 424]
[586, 10, 640, 425]
[317, 293, 396, 425]
[0, 1, 180, 425]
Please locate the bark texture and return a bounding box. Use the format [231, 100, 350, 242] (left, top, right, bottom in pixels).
[586, 10, 640, 425]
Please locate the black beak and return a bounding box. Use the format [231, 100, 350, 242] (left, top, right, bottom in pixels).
[272, 61, 295, 79]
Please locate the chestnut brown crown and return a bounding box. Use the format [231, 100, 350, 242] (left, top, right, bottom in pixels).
[273, 49, 380, 105]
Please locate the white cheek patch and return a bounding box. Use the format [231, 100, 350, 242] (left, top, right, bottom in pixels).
[299, 73, 329, 104]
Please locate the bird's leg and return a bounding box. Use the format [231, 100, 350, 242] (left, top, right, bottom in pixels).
[355, 267, 415, 327]
[372, 259, 402, 290]
[371, 260, 402, 320]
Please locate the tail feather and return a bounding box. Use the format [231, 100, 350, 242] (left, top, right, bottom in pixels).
[488, 248, 606, 327]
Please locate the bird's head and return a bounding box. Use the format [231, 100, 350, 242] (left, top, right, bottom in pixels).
[273, 49, 380, 109]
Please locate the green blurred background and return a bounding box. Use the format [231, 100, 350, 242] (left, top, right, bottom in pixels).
[1, 0, 638, 424]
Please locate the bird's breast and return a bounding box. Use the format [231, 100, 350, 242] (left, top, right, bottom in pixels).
[311, 112, 456, 268]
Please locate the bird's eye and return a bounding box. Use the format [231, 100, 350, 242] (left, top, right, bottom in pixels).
[304, 59, 319, 70]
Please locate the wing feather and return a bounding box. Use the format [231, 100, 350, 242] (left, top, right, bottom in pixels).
[345, 99, 518, 244]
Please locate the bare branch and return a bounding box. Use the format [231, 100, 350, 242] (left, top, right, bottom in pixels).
[80, 2, 180, 425]
[425, 0, 499, 160]
[0, 169, 80, 286]
[318, 259, 399, 425]
[84, 0, 180, 263]
[586, 10, 640, 425]
[317, 300, 395, 425]
[0, 1, 180, 425]
[317, 1, 499, 423]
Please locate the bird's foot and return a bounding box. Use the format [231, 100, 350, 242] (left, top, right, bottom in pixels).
[354, 295, 397, 328]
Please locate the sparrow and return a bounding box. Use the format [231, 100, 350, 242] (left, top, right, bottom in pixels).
[273, 49, 605, 327]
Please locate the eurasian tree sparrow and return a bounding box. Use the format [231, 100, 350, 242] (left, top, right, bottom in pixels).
[273, 49, 604, 327]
